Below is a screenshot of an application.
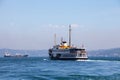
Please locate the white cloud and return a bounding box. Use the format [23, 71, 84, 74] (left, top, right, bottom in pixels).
[71, 24, 79, 28]
[47, 24, 83, 28]
[48, 24, 67, 28]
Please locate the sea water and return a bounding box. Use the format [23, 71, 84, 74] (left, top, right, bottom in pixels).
[0, 57, 120, 80]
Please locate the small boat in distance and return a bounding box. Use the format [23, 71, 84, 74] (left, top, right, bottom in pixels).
[4, 52, 28, 58]
[48, 25, 88, 60]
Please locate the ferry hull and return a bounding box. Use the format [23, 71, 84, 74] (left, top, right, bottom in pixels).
[50, 57, 88, 60]
[4, 55, 28, 58]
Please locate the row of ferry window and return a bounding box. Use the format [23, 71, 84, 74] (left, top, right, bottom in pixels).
[62, 54, 76, 57]
[61, 54, 86, 57]
[53, 50, 69, 52]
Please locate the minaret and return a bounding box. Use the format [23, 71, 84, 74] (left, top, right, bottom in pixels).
[69, 25, 71, 47]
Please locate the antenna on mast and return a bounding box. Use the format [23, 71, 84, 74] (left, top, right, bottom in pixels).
[69, 25, 71, 47]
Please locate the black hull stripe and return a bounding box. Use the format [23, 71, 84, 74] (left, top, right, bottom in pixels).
[50, 57, 88, 60]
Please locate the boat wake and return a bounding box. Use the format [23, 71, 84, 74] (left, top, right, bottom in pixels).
[76, 59, 120, 62]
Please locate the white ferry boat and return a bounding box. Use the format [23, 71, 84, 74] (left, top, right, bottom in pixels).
[48, 25, 88, 60]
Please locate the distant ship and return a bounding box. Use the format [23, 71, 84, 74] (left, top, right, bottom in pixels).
[4, 52, 28, 57]
[48, 25, 88, 60]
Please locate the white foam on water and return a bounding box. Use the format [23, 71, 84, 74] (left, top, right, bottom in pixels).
[43, 59, 47, 60]
[76, 59, 112, 62]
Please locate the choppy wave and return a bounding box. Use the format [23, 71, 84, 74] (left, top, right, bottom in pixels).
[0, 57, 120, 80]
[15, 73, 120, 80]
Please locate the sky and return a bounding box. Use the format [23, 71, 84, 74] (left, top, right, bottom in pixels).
[0, 0, 120, 50]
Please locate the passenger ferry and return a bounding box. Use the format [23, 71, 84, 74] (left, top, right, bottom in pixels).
[48, 25, 88, 60]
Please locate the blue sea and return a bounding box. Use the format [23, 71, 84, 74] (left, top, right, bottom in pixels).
[0, 57, 120, 80]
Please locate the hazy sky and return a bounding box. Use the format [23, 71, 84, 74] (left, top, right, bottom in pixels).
[0, 0, 120, 50]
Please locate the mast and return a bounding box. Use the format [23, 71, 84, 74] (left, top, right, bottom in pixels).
[54, 34, 56, 46]
[61, 37, 63, 42]
[69, 25, 71, 47]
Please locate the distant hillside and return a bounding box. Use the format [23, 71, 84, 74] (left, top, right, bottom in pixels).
[0, 48, 48, 57]
[88, 48, 120, 57]
[0, 48, 120, 57]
